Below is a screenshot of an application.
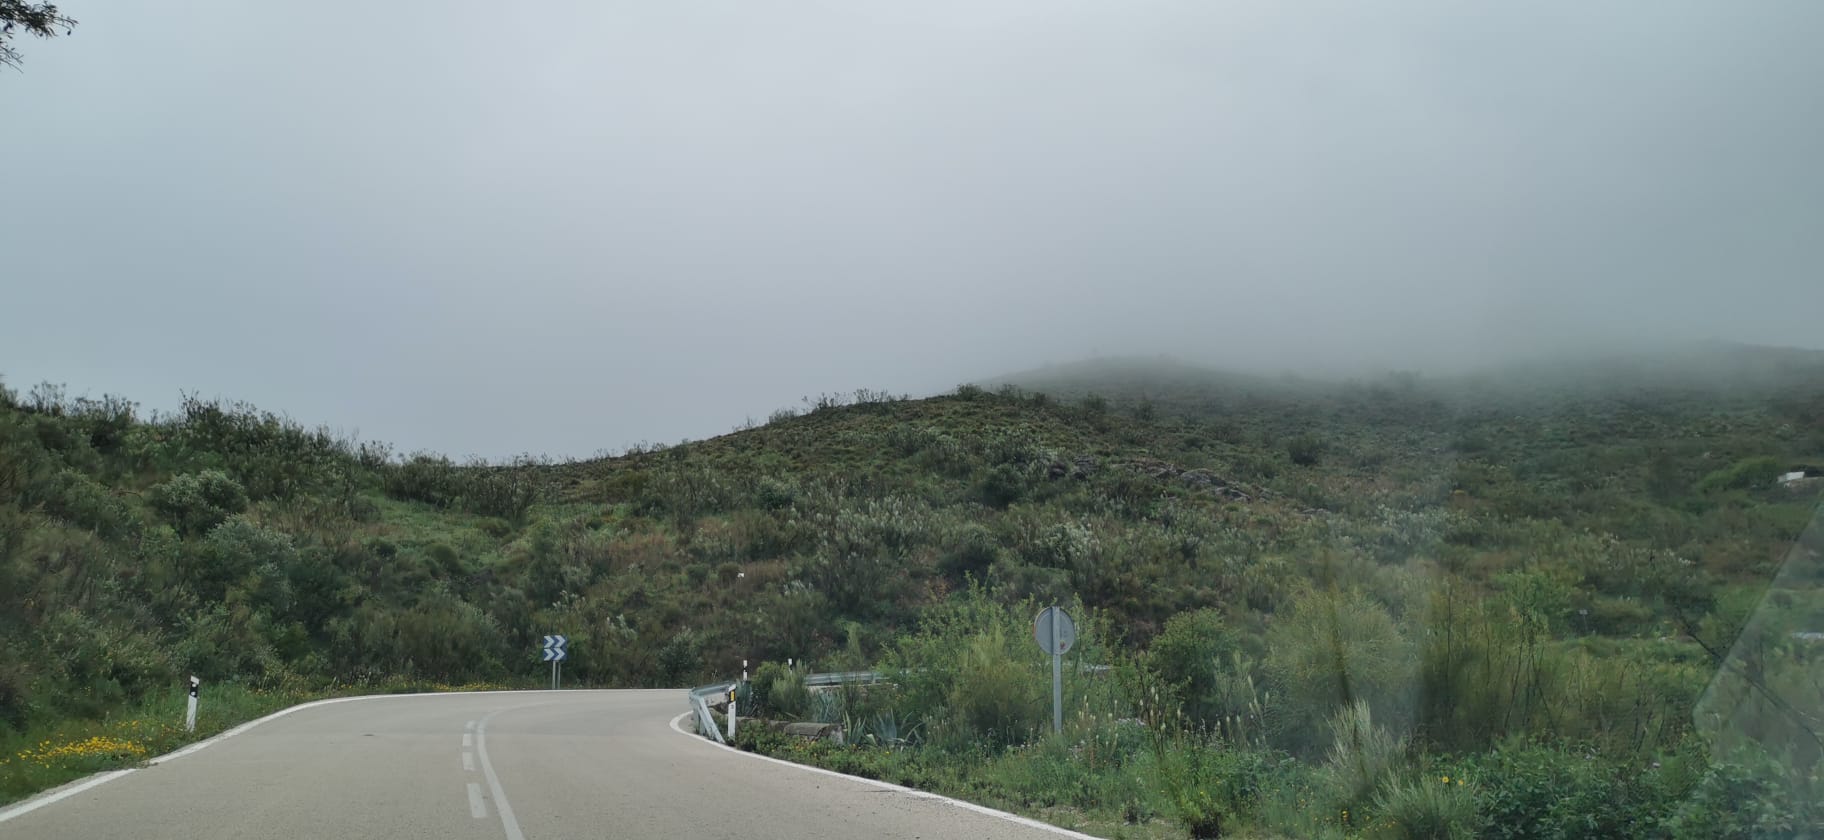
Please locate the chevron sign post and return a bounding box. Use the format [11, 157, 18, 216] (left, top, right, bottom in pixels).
[542, 635, 568, 689]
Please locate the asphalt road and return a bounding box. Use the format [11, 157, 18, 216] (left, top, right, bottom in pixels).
[0, 690, 1093, 840]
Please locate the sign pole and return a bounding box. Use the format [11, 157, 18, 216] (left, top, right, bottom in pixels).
[185, 676, 199, 732]
[1050, 614, 1062, 735]
[1034, 607, 1073, 736]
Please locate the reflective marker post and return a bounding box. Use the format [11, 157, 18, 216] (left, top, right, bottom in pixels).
[185, 676, 199, 732]
[726, 687, 738, 740]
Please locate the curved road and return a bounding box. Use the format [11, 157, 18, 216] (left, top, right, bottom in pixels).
[0, 690, 1090, 839]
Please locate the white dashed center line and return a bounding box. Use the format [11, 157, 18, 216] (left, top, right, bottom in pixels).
[467, 782, 487, 818]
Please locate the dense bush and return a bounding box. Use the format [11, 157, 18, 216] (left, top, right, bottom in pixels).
[383, 455, 539, 521]
[1285, 433, 1326, 466]
[148, 470, 248, 536]
[1146, 608, 1244, 728]
[1373, 773, 1479, 840]
[1265, 588, 1414, 752]
[1696, 456, 1784, 494]
[28, 469, 134, 538]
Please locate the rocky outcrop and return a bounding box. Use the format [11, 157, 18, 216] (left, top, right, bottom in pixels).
[1120, 458, 1259, 502]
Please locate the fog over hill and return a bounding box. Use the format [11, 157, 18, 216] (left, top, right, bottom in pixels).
[5, 1, 1822, 458]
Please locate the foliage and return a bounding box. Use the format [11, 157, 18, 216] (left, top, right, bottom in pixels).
[1317, 700, 1408, 811]
[1265, 589, 1414, 752]
[1146, 609, 1242, 728]
[1372, 772, 1479, 840]
[1695, 456, 1785, 494]
[0, 0, 76, 68]
[751, 661, 808, 719]
[148, 470, 248, 536]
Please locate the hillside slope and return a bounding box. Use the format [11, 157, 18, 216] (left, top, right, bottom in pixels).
[3, 347, 1822, 823]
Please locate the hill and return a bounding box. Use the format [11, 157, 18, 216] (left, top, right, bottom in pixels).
[3, 345, 1822, 832]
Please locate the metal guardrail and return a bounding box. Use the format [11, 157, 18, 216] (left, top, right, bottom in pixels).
[685, 670, 884, 743]
[685, 666, 1112, 747]
[802, 670, 883, 688]
[687, 680, 736, 744]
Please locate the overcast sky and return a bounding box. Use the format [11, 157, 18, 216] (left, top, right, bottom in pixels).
[4, 1, 1821, 458]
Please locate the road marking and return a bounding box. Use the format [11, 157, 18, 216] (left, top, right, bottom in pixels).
[0, 771, 133, 825]
[466, 720, 476, 731]
[668, 712, 1102, 840]
[462, 732, 474, 747]
[467, 782, 488, 818]
[463, 751, 475, 772]
[0, 689, 571, 825]
[476, 706, 531, 840]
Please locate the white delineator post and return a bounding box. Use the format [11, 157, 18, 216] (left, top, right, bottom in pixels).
[726, 687, 738, 740]
[185, 676, 199, 732]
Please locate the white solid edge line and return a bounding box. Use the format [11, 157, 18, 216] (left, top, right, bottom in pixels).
[0, 689, 576, 825]
[666, 711, 1105, 840]
[0, 770, 134, 825]
[474, 706, 528, 840]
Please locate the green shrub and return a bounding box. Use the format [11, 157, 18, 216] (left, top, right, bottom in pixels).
[200, 517, 298, 608]
[383, 456, 538, 522]
[977, 463, 1032, 508]
[1286, 433, 1325, 466]
[656, 628, 705, 685]
[1695, 456, 1783, 494]
[1466, 742, 1666, 839]
[937, 522, 1000, 583]
[148, 470, 248, 536]
[1147, 608, 1243, 728]
[394, 591, 505, 680]
[28, 469, 133, 538]
[755, 476, 797, 511]
[756, 662, 808, 719]
[1265, 589, 1414, 753]
[732, 719, 793, 753]
[1372, 773, 1478, 840]
[1663, 748, 1824, 840]
[947, 625, 1043, 747]
[170, 397, 350, 501]
[1157, 742, 1274, 839]
[1317, 700, 1407, 810]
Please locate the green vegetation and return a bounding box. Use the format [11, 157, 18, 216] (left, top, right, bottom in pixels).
[4, 344, 1822, 835]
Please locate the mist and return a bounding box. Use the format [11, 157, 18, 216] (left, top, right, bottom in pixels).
[4, 0, 1821, 458]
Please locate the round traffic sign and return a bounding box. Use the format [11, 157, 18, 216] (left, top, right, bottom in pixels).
[1034, 606, 1076, 655]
